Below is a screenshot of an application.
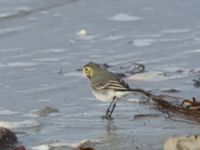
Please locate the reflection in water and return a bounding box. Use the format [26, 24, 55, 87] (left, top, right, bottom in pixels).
[101, 120, 127, 150]
[106, 120, 116, 135]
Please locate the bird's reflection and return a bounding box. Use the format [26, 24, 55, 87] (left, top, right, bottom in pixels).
[106, 120, 117, 135]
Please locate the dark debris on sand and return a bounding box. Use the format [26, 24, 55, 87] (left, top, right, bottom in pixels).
[193, 78, 200, 88]
[0, 127, 26, 150]
[0, 127, 17, 149]
[11, 146, 26, 150]
[129, 88, 200, 123]
[152, 95, 200, 123]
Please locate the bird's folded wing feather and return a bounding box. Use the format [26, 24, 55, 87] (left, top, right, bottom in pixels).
[92, 79, 129, 91]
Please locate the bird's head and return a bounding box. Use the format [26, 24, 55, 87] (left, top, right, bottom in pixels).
[82, 62, 101, 79]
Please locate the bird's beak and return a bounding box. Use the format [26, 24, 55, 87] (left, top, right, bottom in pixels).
[82, 69, 88, 78]
[82, 69, 86, 76]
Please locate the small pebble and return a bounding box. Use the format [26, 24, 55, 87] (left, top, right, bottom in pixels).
[77, 29, 88, 37]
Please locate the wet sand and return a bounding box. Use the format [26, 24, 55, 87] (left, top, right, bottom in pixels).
[0, 0, 200, 149]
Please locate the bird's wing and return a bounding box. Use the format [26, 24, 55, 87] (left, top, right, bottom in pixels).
[92, 79, 129, 91]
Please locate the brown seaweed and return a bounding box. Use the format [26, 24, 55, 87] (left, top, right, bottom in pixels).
[152, 95, 200, 122]
[133, 114, 161, 120]
[130, 88, 200, 123]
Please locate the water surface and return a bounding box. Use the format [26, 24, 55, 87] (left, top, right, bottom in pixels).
[0, 0, 200, 149]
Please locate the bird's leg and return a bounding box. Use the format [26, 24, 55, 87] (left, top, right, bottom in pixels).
[106, 98, 115, 116]
[108, 101, 116, 118]
[102, 97, 116, 120]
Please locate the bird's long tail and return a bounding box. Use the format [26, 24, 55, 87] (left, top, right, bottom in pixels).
[128, 88, 152, 97]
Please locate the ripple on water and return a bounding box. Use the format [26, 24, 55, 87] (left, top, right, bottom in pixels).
[2, 62, 37, 68]
[0, 7, 32, 20]
[64, 72, 82, 78]
[160, 28, 191, 34]
[183, 49, 200, 54]
[32, 58, 62, 62]
[0, 109, 19, 115]
[7, 48, 66, 60]
[0, 25, 33, 37]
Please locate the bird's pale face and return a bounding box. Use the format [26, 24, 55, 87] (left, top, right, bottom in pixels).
[82, 66, 94, 79]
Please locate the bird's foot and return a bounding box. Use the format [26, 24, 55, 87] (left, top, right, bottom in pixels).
[101, 114, 113, 120]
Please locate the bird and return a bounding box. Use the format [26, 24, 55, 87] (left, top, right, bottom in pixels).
[82, 62, 151, 120]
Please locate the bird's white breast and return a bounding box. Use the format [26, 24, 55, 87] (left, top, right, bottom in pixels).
[91, 88, 128, 102]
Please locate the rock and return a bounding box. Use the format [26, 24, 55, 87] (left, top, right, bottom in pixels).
[75, 140, 95, 150]
[0, 127, 17, 148]
[176, 69, 184, 73]
[126, 63, 145, 74]
[80, 147, 95, 150]
[11, 146, 26, 150]
[31, 106, 59, 117]
[164, 135, 200, 150]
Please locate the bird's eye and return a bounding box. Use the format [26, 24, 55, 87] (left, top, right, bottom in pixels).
[85, 67, 88, 71]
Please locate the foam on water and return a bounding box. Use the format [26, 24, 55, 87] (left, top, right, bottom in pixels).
[133, 39, 156, 47]
[104, 35, 125, 41]
[49, 49, 65, 53]
[38, 99, 52, 102]
[109, 13, 143, 21]
[0, 120, 41, 129]
[31, 139, 95, 150]
[0, 25, 33, 36]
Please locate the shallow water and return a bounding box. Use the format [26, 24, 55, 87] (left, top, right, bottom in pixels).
[0, 0, 200, 149]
